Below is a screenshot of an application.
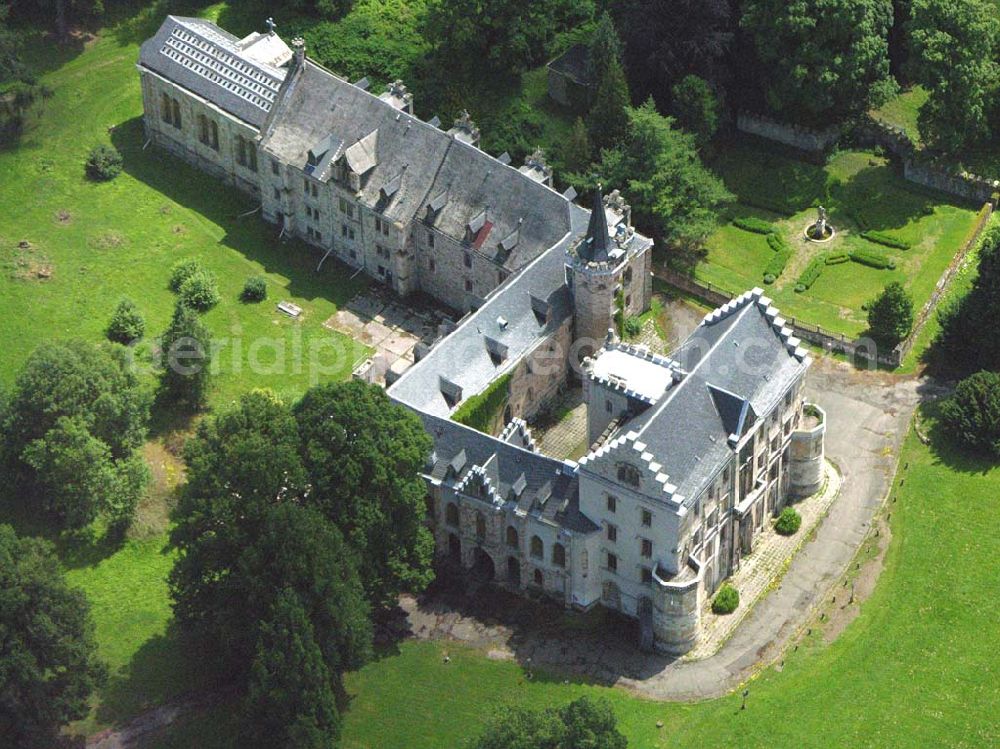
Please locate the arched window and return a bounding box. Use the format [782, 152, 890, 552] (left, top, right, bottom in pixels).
[210, 120, 219, 150]
[445, 502, 459, 528]
[530, 535, 543, 559]
[170, 98, 181, 129]
[552, 542, 566, 568]
[160, 92, 171, 122]
[506, 525, 518, 548]
[424, 494, 435, 520]
[533, 569, 543, 587]
[475, 512, 486, 541]
[198, 114, 209, 146]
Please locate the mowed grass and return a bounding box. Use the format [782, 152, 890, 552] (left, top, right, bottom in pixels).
[0, 10, 371, 738]
[0, 25, 370, 408]
[698, 142, 979, 337]
[152, 414, 1000, 748]
[872, 86, 929, 145]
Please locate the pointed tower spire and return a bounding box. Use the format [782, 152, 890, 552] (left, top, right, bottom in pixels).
[581, 184, 611, 263]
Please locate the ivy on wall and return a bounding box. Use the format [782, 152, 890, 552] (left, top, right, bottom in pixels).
[452, 372, 513, 434]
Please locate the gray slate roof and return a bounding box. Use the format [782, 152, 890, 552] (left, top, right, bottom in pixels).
[612, 290, 809, 504]
[138, 16, 288, 128]
[418, 411, 597, 534]
[262, 60, 571, 267]
[547, 43, 592, 86]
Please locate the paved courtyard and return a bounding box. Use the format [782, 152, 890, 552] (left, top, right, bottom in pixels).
[395, 358, 926, 700]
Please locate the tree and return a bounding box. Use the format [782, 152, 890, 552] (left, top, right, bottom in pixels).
[587, 56, 631, 152]
[239, 588, 341, 749]
[587, 12, 624, 92]
[470, 697, 627, 749]
[159, 300, 212, 410]
[106, 297, 145, 344]
[614, 0, 734, 109]
[170, 390, 308, 652]
[424, 0, 594, 76]
[0, 524, 106, 746]
[10, 0, 104, 40]
[908, 0, 1000, 152]
[294, 380, 435, 608]
[867, 281, 913, 347]
[939, 371, 1000, 458]
[594, 100, 732, 250]
[2, 340, 149, 528]
[741, 0, 895, 123]
[935, 224, 1000, 373]
[562, 117, 593, 173]
[671, 75, 720, 146]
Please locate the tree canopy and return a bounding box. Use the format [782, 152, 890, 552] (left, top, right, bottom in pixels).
[939, 370, 1000, 458]
[2, 339, 149, 529]
[671, 75, 720, 146]
[294, 380, 435, 607]
[742, 0, 895, 123]
[470, 696, 628, 749]
[158, 301, 213, 410]
[0, 524, 106, 746]
[908, 0, 1000, 152]
[867, 281, 914, 347]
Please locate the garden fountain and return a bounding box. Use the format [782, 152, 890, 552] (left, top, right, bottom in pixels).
[804, 205, 835, 242]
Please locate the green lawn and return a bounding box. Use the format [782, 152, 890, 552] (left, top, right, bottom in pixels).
[698, 142, 979, 338]
[872, 86, 929, 145]
[151, 412, 1000, 748]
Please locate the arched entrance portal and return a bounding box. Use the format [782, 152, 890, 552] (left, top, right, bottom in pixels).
[471, 547, 496, 581]
[507, 556, 521, 586]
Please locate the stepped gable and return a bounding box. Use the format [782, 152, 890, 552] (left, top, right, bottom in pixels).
[595, 289, 809, 505]
[139, 16, 288, 128]
[420, 412, 596, 533]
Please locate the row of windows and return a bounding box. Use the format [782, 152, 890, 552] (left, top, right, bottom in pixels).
[605, 495, 653, 528]
[444, 504, 567, 567]
[603, 524, 653, 557]
[197, 114, 219, 151]
[305, 226, 322, 243]
[160, 93, 182, 129]
[605, 552, 654, 585]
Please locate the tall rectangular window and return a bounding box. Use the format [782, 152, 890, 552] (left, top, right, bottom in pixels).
[607, 553, 618, 572]
[641, 539, 652, 558]
[606, 495, 617, 513]
[160, 92, 171, 123]
[641, 509, 652, 527]
[171, 99, 181, 129]
[271, 159, 279, 176]
[606, 524, 617, 543]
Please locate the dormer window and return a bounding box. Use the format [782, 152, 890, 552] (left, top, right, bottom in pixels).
[439, 376, 463, 408]
[484, 337, 508, 366]
[617, 463, 640, 487]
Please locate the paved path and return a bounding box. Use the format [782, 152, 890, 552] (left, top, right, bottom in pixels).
[402, 358, 927, 700]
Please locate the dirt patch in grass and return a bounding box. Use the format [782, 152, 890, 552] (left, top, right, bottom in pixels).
[821, 513, 891, 644]
[90, 230, 126, 249]
[131, 439, 186, 538]
[6, 239, 54, 280]
[54, 208, 73, 225]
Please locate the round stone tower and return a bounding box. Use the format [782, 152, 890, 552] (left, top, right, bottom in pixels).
[568, 187, 621, 355]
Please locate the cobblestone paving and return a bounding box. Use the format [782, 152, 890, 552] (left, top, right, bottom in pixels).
[686, 462, 842, 660]
[530, 390, 589, 460]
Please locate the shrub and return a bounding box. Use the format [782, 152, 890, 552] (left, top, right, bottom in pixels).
[623, 316, 642, 338]
[169, 258, 205, 292]
[106, 298, 145, 344]
[861, 231, 911, 250]
[849, 248, 896, 270]
[939, 371, 1000, 458]
[85, 143, 122, 181]
[452, 372, 512, 433]
[241, 275, 267, 303]
[763, 233, 793, 281]
[795, 254, 827, 292]
[178, 270, 220, 312]
[711, 584, 739, 615]
[825, 252, 850, 265]
[763, 272, 776, 285]
[733, 216, 776, 235]
[775, 507, 802, 535]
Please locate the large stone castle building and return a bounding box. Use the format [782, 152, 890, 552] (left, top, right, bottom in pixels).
[139, 17, 826, 654]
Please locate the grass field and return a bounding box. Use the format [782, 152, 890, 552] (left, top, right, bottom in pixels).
[699, 142, 979, 338]
[148, 409, 1000, 748]
[872, 86, 929, 145]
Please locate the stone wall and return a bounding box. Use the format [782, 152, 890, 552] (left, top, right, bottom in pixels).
[736, 112, 841, 154]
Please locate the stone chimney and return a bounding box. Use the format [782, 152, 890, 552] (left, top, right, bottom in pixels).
[448, 110, 480, 148]
[518, 147, 553, 186]
[378, 80, 414, 114]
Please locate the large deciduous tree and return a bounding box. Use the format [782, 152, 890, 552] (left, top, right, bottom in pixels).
[294, 380, 435, 608]
[2, 339, 150, 529]
[471, 696, 627, 749]
[594, 99, 732, 250]
[742, 0, 895, 124]
[158, 300, 213, 411]
[0, 524, 106, 747]
[908, 0, 1000, 152]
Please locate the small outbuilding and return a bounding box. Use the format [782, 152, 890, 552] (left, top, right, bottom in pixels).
[546, 43, 593, 110]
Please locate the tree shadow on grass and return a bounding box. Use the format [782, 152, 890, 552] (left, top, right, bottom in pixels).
[109, 117, 367, 310]
[829, 162, 941, 233]
[95, 623, 226, 728]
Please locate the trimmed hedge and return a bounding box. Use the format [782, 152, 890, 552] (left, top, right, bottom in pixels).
[849, 248, 896, 270]
[452, 372, 512, 433]
[860, 231, 911, 251]
[775, 507, 802, 535]
[763, 233, 793, 282]
[712, 584, 739, 615]
[732, 216, 776, 235]
[241, 275, 267, 303]
[794, 254, 827, 293]
[825, 252, 850, 265]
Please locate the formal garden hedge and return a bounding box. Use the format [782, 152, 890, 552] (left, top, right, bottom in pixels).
[861, 231, 911, 250]
[452, 372, 512, 434]
[849, 248, 896, 270]
[733, 216, 776, 235]
[795, 254, 828, 292]
[763, 233, 793, 283]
